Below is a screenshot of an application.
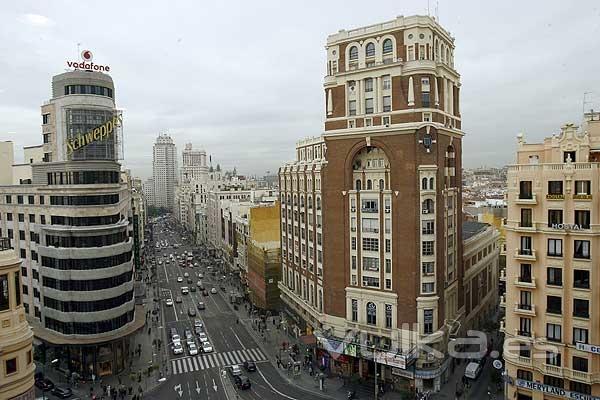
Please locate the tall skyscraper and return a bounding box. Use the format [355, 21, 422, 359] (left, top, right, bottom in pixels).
[278, 15, 463, 391]
[0, 67, 143, 379]
[152, 134, 177, 210]
[0, 238, 35, 400]
[180, 143, 208, 184]
[503, 112, 600, 399]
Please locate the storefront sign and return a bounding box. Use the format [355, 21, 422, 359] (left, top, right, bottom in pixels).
[516, 379, 600, 400]
[576, 342, 600, 355]
[67, 49, 110, 72]
[546, 194, 565, 200]
[66, 113, 122, 155]
[344, 343, 358, 357]
[391, 367, 414, 378]
[374, 350, 408, 369]
[551, 223, 582, 230]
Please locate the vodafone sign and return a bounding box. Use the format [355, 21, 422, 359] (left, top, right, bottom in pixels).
[67, 50, 110, 72]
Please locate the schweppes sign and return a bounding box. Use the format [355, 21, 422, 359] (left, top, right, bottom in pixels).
[66, 113, 122, 155]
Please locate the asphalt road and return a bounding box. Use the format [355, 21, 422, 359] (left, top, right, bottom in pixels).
[145, 220, 326, 400]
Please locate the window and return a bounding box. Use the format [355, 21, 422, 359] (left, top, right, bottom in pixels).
[365, 98, 374, 114]
[422, 92, 430, 107]
[547, 295, 562, 314]
[547, 267, 562, 286]
[17, 195, 23, 204]
[365, 78, 373, 92]
[383, 96, 391, 112]
[5, 358, 17, 375]
[385, 279, 391, 290]
[351, 299, 358, 322]
[546, 323, 562, 342]
[520, 208, 532, 227]
[519, 317, 531, 336]
[385, 259, 391, 273]
[519, 181, 533, 199]
[0, 274, 8, 311]
[385, 304, 392, 328]
[574, 240, 590, 259]
[422, 198, 434, 213]
[548, 181, 563, 195]
[519, 264, 532, 282]
[519, 343, 531, 358]
[361, 199, 378, 213]
[382, 75, 391, 90]
[349, 100, 356, 116]
[365, 118, 372, 127]
[422, 241, 434, 256]
[573, 356, 589, 372]
[520, 291, 532, 309]
[575, 180, 591, 195]
[574, 299, 589, 318]
[422, 282, 434, 293]
[517, 369, 533, 381]
[423, 112, 432, 122]
[351, 237, 356, 250]
[544, 375, 564, 389]
[18, 213, 24, 222]
[5, 195, 11, 204]
[548, 209, 563, 226]
[349, 46, 358, 60]
[407, 45, 415, 61]
[362, 237, 378, 251]
[423, 309, 433, 334]
[570, 382, 591, 396]
[422, 262, 434, 275]
[574, 327, 589, 345]
[29, 214, 35, 223]
[362, 257, 379, 272]
[366, 302, 377, 325]
[547, 238, 562, 257]
[14, 271, 20, 306]
[520, 236, 532, 255]
[42, 113, 50, 124]
[382, 39, 393, 54]
[385, 239, 391, 253]
[546, 350, 562, 366]
[365, 43, 375, 57]
[574, 210, 590, 229]
[422, 220, 434, 234]
[574, 269, 590, 289]
[362, 276, 379, 288]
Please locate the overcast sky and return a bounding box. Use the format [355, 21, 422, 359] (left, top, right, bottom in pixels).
[2, 1, 600, 179]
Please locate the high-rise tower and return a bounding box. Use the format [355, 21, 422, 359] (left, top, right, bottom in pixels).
[152, 134, 177, 210]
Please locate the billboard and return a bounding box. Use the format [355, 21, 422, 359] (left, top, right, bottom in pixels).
[65, 109, 123, 161]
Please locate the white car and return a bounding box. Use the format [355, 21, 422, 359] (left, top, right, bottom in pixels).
[184, 272, 189, 278]
[198, 332, 209, 343]
[189, 343, 199, 355]
[165, 298, 174, 307]
[177, 277, 183, 283]
[210, 288, 217, 294]
[173, 342, 183, 355]
[158, 261, 163, 265]
[201, 341, 213, 353]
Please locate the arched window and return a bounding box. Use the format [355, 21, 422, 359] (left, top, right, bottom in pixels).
[422, 199, 434, 213]
[287, 194, 291, 204]
[300, 196, 304, 207]
[367, 180, 372, 190]
[316, 196, 321, 210]
[365, 43, 375, 57]
[307, 195, 312, 209]
[366, 302, 377, 325]
[356, 180, 362, 191]
[349, 46, 358, 60]
[422, 177, 428, 190]
[383, 39, 393, 54]
[379, 179, 385, 190]
[293, 195, 297, 206]
[429, 177, 434, 190]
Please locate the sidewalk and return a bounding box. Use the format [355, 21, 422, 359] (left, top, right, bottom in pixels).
[220, 274, 406, 400]
[38, 261, 167, 400]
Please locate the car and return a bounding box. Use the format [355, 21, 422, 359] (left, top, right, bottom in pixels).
[35, 378, 55, 391]
[181, 287, 189, 294]
[51, 386, 73, 398]
[194, 262, 199, 267]
[198, 273, 204, 279]
[198, 332, 209, 343]
[188, 307, 197, 317]
[197, 302, 205, 310]
[185, 329, 193, 340]
[194, 326, 204, 336]
[201, 341, 213, 353]
[158, 261, 163, 265]
[194, 319, 203, 328]
[177, 277, 183, 282]
[210, 287, 217, 294]
[173, 342, 184, 355]
[243, 360, 257, 372]
[165, 298, 174, 306]
[202, 290, 209, 296]
[184, 272, 189, 277]
[230, 364, 242, 377]
[235, 375, 251, 390]
[175, 296, 182, 303]
[187, 278, 194, 284]
[190, 286, 197, 292]
[188, 343, 199, 355]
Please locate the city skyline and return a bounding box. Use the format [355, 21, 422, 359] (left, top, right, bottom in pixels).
[2, 0, 600, 179]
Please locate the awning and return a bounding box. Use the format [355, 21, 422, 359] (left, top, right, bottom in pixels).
[299, 334, 316, 345]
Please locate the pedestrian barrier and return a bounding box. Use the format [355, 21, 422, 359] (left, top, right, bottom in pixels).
[170, 348, 267, 375]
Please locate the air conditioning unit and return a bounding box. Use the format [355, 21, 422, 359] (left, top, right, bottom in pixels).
[385, 209, 391, 213]
[351, 207, 356, 212]
[422, 210, 429, 214]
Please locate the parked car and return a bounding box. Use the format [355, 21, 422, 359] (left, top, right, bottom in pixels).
[243, 360, 257, 372]
[35, 378, 55, 391]
[210, 287, 217, 294]
[51, 386, 73, 398]
[464, 362, 483, 380]
[177, 276, 183, 282]
[187, 278, 194, 284]
[184, 272, 189, 277]
[185, 329, 193, 341]
[173, 342, 184, 355]
[198, 332, 209, 343]
[194, 319, 203, 328]
[190, 286, 197, 292]
[188, 343, 199, 356]
[197, 302, 205, 310]
[201, 341, 213, 353]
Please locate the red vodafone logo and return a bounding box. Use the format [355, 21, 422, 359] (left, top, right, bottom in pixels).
[81, 50, 93, 61]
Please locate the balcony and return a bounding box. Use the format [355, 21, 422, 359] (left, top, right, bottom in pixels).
[517, 356, 532, 366]
[499, 295, 506, 308]
[515, 249, 537, 261]
[514, 303, 536, 316]
[515, 276, 536, 289]
[542, 364, 563, 376]
[499, 269, 506, 282]
[516, 193, 537, 205]
[564, 369, 593, 384]
[573, 194, 592, 201]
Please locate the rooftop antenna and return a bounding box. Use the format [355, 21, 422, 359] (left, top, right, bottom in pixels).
[77, 42, 81, 58]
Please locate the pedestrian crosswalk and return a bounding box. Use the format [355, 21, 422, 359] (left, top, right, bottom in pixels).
[171, 348, 267, 375]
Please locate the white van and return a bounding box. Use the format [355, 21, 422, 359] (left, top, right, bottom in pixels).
[181, 286, 189, 295]
[464, 362, 482, 380]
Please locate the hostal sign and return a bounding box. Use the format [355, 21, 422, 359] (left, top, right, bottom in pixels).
[66, 114, 122, 155]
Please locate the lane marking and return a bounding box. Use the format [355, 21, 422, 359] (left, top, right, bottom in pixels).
[257, 366, 299, 400]
[192, 357, 199, 370]
[230, 327, 246, 349]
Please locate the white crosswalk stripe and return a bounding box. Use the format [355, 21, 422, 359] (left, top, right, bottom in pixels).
[171, 347, 267, 375]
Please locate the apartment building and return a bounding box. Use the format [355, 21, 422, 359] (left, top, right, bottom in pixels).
[504, 112, 600, 399]
[152, 134, 177, 210]
[279, 15, 463, 392]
